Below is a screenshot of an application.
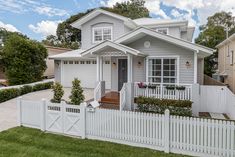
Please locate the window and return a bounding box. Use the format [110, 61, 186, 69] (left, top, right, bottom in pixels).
[80, 61, 85, 64]
[230, 50, 234, 65]
[148, 58, 177, 84]
[105, 61, 110, 64]
[156, 28, 168, 35]
[63, 61, 68, 64]
[93, 27, 112, 43]
[92, 61, 97, 64]
[86, 61, 91, 64]
[75, 61, 79, 64]
[69, 61, 73, 64]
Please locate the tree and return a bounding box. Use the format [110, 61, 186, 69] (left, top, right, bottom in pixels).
[1, 34, 48, 85]
[43, 0, 149, 49]
[51, 82, 64, 103]
[195, 11, 235, 76]
[69, 78, 84, 105]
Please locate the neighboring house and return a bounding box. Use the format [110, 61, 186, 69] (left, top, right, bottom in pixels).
[216, 34, 235, 93]
[44, 45, 72, 78]
[50, 9, 214, 89]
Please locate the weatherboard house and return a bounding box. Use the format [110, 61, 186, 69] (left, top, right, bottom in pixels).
[50, 9, 214, 110]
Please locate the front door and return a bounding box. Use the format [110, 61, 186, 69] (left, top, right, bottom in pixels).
[118, 59, 128, 91]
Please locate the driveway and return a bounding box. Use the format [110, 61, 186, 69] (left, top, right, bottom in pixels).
[0, 88, 94, 132]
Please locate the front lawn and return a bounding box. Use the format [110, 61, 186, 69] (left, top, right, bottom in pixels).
[0, 127, 188, 157]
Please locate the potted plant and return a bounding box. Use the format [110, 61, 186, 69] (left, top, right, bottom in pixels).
[176, 86, 186, 90]
[137, 82, 147, 88]
[147, 84, 157, 89]
[165, 85, 176, 90]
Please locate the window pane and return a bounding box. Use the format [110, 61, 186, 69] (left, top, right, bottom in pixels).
[170, 59, 175, 64]
[103, 28, 111, 35]
[170, 78, 176, 83]
[103, 35, 111, 40]
[170, 65, 175, 70]
[95, 29, 102, 35]
[163, 78, 170, 83]
[163, 59, 170, 64]
[163, 65, 169, 70]
[163, 71, 170, 76]
[170, 71, 175, 76]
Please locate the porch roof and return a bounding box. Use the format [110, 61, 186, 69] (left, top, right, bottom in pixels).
[80, 40, 146, 57]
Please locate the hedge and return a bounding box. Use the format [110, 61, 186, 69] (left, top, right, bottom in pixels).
[0, 82, 53, 103]
[135, 96, 192, 116]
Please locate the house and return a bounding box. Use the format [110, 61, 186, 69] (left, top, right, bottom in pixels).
[50, 9, 214, 108]
[44, 45, 72, 78]
[216, 34, 235, 93]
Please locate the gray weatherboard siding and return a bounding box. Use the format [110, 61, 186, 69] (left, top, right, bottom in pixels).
[81, 14, 130, 50]
[126, 35, 195, 84]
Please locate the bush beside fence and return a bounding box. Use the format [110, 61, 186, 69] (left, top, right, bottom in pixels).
[0, 82, 53, 103]
[135, 96, 192, 116]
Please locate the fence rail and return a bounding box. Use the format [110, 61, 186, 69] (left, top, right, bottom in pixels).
[18, 98, 235, 157]
[134, 83, 192, 100]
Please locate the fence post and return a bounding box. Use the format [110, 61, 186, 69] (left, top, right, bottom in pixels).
[164, 109, 170, 153]
[17, 97, 22, 126]
[160, 84, 163, 99]
[61, 101, 66, 134]
[40, 98, 46, 131]
[80, 102, 86, 139]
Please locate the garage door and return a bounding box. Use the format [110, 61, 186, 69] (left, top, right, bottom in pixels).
[62, 60, 111, 89]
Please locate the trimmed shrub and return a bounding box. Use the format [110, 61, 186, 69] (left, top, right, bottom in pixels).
[69, 78, 84, 105]
[51, 82, 64, 103]
[136, 96, 192, 116]
[0, 88, 21, 103]
[0, 81, 54, 103]
[32, 82, 53, 91]
[20, 85, 33, 95]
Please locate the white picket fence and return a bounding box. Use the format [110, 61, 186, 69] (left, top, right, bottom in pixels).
[18, 98, 235, 157]
[134, 83, 192, 100]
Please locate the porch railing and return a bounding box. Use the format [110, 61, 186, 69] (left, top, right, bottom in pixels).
[94, 82, 101, 101]
[134, 82, 192, 100]
[120, 83, 127, 111]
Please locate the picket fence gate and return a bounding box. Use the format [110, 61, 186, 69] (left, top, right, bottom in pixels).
[18, 98, 235, 157]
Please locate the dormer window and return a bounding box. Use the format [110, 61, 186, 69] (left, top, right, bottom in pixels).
[93, 26, 112, 43]
[156, 28, 168, 35]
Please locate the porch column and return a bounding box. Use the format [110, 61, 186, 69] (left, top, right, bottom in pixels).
[96, 56, 100, 82]
[100, 56, 103, 81]
[127, 54, 133, 82]
[194, 51, 198, 84]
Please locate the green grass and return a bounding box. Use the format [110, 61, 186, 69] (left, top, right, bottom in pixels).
[0, 127, 188, 157]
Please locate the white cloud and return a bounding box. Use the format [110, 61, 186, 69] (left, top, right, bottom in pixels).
[35, 6, 69, 17]
[0, 0, 69, 17]
[28, 20, 62, 37]
[0, 21, 19, 32]
[101, 0, 235, 26]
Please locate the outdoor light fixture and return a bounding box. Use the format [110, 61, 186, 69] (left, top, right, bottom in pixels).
[138, 61, 142, 67]
[185, 61, 191, 68]
[112, 62, 116, 67]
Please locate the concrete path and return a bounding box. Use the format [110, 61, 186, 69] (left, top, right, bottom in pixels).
[0, 88, 94, 132]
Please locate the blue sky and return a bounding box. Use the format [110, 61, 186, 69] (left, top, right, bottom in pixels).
[0, 0, 234, 41]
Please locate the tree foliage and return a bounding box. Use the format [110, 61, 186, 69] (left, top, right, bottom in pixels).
[43, 0, 149, 49]
[1, 34, 48, 85]
[195, 11, 235, 76]
[51, 82, 64, 103]
[69, 78, 84, 105]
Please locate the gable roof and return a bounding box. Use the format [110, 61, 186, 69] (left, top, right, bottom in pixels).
[81, 40, 145, 56]
[216, 33, 235, 48]
[49, 49, 84, 59]
[71, 9, 137, 29]
[115, 27, 215, 56]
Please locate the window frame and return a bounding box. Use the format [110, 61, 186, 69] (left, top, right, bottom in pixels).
[92, 26, 113, 43]
[146, 56, 180, 85]
[156, 28, 169, 35]
[230, 50, 234, 65]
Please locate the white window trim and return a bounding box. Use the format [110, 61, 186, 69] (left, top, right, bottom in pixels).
[92, 26, 113, 44]
[146, 56, 180, 85]
[156, 28, 169, 35]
